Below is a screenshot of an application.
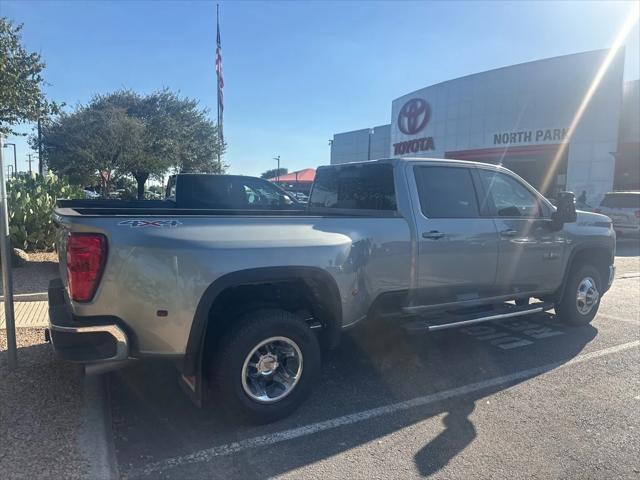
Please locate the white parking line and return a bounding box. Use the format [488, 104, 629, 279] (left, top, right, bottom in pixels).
[617, 272, 640, 279]
[597, 313, 640, 324]
[130, 340, 640, 478]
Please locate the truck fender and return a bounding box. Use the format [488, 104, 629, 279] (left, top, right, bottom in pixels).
[555, 240, 614, 302]
[181, 266, 343, 376]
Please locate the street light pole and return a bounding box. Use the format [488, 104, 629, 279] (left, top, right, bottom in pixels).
[0, 135, 17, 369]
[274, 156, 281, 182]
[27, 154, 34, 174]
[3, 143, 17, 177]
[38, 116, 44, 175]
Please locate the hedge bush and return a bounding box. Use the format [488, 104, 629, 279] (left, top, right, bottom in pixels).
[7, 174, 84, 251]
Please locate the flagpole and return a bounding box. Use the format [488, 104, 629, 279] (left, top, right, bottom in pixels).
[216, 3, 222, 171]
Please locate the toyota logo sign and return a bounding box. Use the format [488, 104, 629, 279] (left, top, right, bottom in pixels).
[397, 98, 431, 135]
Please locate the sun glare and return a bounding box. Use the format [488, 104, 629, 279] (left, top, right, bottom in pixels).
[540, 5, 640, 196]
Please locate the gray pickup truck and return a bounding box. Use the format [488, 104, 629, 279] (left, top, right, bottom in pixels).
[47, 158, 616, 422]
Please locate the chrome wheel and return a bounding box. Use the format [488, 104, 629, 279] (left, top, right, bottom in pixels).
[576, 276, 599, 315]
[241, 336, 303, 403]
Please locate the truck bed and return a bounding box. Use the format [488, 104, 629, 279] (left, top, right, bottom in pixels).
[55, 199, 311, 216]
[55, 199, 397, 217]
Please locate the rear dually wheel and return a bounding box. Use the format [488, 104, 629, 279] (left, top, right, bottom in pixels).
[211, 308, 321, 423]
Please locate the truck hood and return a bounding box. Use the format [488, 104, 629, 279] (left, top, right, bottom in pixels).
[576, 209, 612, 227]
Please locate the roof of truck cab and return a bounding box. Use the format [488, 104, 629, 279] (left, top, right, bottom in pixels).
[172, 174, 272, 179]
[320, 157, 500, 169]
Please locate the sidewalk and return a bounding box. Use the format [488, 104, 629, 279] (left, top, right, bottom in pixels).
[0, 299, 49, 329]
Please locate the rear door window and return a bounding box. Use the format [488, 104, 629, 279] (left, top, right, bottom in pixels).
[309, 164, 397, 211]
[413, 166, 480, 218]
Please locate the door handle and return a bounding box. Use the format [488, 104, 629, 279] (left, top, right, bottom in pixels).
[500, 229, 518, 237]
[422, 230, 445, 240]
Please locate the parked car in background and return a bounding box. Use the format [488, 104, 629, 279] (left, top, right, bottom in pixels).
[82, 189, 100, 199]
[288, 191, 309, 203]
[64, 174, 303, 211]
[107, 189, 126, 199]
[594, 191, 640, 236]
[165, 174, 302, 210]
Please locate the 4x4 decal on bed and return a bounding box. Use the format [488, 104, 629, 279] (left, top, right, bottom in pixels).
[118, 219, 182, 228]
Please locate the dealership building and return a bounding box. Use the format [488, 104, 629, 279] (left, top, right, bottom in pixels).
[330, 49, 639, 204]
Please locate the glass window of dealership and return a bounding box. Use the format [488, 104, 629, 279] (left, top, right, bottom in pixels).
[330, 50, 640, 205]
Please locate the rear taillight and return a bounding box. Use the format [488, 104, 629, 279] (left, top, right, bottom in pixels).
[66, 233, 107, 302]
[635, 210, 640, 219]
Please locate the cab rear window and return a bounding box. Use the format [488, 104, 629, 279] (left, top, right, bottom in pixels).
[309, 164, 397, 211]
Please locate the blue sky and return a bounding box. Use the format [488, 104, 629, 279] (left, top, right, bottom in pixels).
[2, 0, 639, 176]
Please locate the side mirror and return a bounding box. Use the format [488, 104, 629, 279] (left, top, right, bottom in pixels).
[551, 191, 577, 227]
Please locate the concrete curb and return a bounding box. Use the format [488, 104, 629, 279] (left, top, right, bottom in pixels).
[0, 292, 48, 302]
[79, 374, 120, 480]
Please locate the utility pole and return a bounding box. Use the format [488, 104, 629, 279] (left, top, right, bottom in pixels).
[0, 135, 17, 369]
[37, 100, 44, 176]
[274, 156, 281, 182]
[27, 154, 34, 174]
[3, 143, 17, 177]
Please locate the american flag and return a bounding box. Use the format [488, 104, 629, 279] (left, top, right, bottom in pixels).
[216, 5, 224, 142]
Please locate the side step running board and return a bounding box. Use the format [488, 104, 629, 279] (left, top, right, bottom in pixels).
[402, 302, 554, 333]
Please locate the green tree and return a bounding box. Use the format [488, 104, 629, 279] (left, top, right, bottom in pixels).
[261, 168, 288, 179]
[42, 89, 225, 198]
[42, 105, 143, 195]
[0, 17, 59, 136]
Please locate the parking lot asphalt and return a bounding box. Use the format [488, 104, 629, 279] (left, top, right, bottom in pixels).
[108, 247, 640, 480]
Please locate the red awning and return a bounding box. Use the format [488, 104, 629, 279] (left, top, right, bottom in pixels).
[268, 168, 316, 183]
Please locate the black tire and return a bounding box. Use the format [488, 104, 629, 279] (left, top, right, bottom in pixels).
[211, 308, 321, 423]
[557, 264, 602, 326]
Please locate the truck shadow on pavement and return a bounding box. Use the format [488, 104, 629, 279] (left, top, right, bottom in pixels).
[109, 313, 597, 479]
[340, 315, 597, 478]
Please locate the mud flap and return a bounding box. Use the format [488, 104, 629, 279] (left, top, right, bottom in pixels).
[179, 368, 203, 408]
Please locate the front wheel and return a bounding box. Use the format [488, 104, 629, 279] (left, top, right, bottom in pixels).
[211, 308, 321, 423]
[557, 264, 602, 326]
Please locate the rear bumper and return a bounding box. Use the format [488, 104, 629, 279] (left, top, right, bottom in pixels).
[47, 278, 130, 366]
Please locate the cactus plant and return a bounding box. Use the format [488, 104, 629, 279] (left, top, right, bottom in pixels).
[6, 174, 84, 251]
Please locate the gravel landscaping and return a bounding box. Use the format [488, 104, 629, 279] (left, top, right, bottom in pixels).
[0, 328, 89, 479]
[0, 252, 58, 296]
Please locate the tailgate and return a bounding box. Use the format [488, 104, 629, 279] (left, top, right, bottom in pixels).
[54, 220, 69, 287]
